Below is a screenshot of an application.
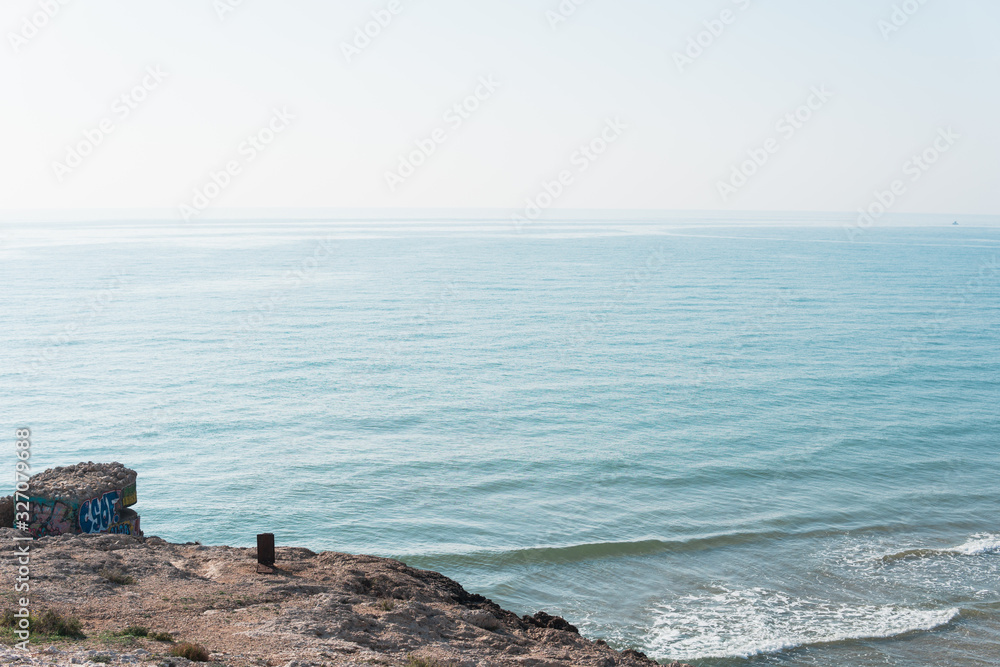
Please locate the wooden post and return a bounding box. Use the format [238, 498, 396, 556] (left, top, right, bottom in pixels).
[257, 533, 275, 573]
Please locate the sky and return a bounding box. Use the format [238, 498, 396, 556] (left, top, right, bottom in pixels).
[1, 0, 998, 218]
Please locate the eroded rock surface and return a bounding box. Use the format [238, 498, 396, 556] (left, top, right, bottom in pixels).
[0, 529, 687, 667]
[29, 462, 137, 504]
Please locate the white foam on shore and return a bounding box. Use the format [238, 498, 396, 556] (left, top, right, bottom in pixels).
[947, 533, 1000, 556]
[645, 586, 958, 661]
[877, 533, 1000, 562]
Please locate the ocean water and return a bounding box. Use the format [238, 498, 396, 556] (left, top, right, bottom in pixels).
[2, 219, 999, 666]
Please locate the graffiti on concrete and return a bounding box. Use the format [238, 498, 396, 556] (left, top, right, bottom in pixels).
[79, 490, 121, 534]
[28, 499, 75, 538]
[21, 462, 143, 538]
[109, 512, 140, 535]
[121, 482, 137, 507]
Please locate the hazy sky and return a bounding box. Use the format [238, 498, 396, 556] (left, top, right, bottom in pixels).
[2, 0, 998, 217]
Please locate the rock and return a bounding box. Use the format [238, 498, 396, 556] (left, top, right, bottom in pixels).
[620, 649, 663, 665]
[30, 462, 137, 502]
[522, 611, 579, 634]
[0, 496, 12, 528]
[22, 462, 141, 538]
[0, 529, 665, 667]
[462, 609, 501, 631]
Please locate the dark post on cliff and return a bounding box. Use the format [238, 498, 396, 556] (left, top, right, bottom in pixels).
[257, 532, 275, 573]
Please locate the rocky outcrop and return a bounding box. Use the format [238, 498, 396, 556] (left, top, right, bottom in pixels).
[0, 495, 13, 528]
[0, 529, 687, 667]
[522, 611, 580, 634]
[27, 462, 136, 502]
[21, 462, 141, 538]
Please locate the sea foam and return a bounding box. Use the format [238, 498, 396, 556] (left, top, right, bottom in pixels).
[880, 533, 1000, 562]
[645, 586, 958, 661]
[949, 533, 1000, 556]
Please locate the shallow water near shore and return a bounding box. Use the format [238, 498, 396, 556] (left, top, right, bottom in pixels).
[3, 218, 999, 665]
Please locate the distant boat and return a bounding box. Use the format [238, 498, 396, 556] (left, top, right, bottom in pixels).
[953, 221, 959, 225]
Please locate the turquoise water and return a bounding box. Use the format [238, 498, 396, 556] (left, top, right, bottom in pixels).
[2, 220, 999, 665]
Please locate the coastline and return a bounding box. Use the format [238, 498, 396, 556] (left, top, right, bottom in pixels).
[0, 528, 686, 667]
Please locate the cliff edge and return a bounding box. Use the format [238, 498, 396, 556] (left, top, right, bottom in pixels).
[0, 529, 686, 667]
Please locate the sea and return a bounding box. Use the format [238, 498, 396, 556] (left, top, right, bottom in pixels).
[2, 216, 998, 666]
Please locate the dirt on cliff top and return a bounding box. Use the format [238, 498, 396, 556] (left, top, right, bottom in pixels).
[0, 528, 688, 667]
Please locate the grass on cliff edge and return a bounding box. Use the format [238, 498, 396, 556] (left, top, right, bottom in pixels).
[99, 566, 136, 585]
[0, 609, 85, 641]
[170, 641, 210, 661]
[97, 626, 175, 648]
[109, 625, 174, 642]
[117, 625, 149, 637]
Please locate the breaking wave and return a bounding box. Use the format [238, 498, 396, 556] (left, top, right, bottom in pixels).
[645, 586, 959, 661]
[880, 533, 1000, 563]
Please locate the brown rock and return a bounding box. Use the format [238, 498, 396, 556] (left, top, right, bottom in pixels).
[0, 529, 666, 667]
[522, 610, 579, 634]
[0, 496, 13, 528]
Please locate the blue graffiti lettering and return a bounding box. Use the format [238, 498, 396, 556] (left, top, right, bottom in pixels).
[78, 490, 121, 534]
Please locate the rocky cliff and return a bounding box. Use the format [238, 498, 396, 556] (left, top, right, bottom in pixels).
[0, 529, 687, 667]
